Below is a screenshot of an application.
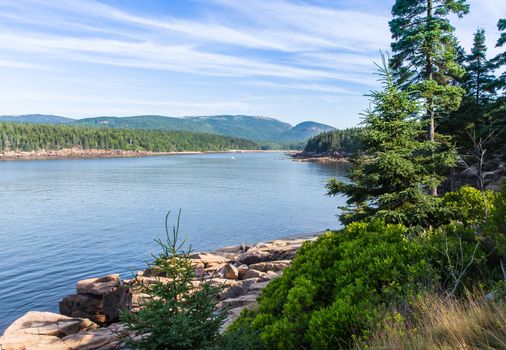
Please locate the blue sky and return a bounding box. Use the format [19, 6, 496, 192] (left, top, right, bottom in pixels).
[0, 0, 504, 128]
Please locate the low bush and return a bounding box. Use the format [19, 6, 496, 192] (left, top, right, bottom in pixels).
[440, 185, 496, 226]
[424, 222, 488, 296]
[225, 220, 433, 349]
[484, 184, 506, 259]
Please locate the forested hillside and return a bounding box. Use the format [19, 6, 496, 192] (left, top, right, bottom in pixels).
[0, 115, 335, 144]
[0, 123, 259, 153]
[303, 128, 361, 155]
[0, 114, 73, 124]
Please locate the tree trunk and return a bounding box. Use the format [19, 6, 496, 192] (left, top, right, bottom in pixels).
[426, 0, 437, 196]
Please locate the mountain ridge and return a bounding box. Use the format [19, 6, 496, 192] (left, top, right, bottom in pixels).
[0, 114, 334, 144]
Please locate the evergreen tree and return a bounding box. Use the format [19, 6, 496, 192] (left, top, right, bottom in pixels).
[121, 211, 226, 349]
[466, 29, 496, 110]
[303, 128, 361, 155]
[492, 19, 506, 159]
[440, 29, 496, 148]
[389, 0, 468, 143]
[327, 57, 457, 227]
[494, 19, 506, 92]
[389, 0, 468, 195]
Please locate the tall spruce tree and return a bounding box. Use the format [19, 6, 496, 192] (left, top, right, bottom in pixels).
[389, 0, 468, 194]
[492, 19, 506, 159]
[494, 19, 506, 91]
[466, 29, 496, 111]
[327, 56, 457, 227]
[440, 29, 496, 147]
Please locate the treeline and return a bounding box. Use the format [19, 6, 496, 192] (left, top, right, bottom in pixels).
[305, 20, 506, 170]
[303, 128, 361, 155]
[439, 24, 506, 165]
[0, 122, 259, 153]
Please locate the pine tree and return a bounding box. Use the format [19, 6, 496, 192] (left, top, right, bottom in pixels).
[492, 19, 506, 160]
[327, 56, 457, 227]
[494, 19, 506, 92]
[440, 29, 496, 148]
[121, 211, 226, 349]
[389, 0, 468, 141]
[389, 0, 468, 194]
[467, 29, 496, 110]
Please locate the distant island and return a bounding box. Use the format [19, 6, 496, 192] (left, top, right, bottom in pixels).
[0, 122, 262, 160]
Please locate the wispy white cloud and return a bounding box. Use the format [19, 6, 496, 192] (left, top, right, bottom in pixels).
[0, 59, 50, 70]
[211, 0, 390, 52]
[0, 0, 503, 126]
[0, 32, 348, 81]
[0, 0, 389, 86]
[248, 81, 360, 95]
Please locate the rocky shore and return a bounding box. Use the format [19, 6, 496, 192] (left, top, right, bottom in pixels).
[291, 150, 350, 162]
[0, 148, 294, 161]
[0, 235, 318, 350]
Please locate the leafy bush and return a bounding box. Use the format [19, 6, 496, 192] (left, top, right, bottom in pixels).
[218, 309, 264, 350]
[121, 211, 226, 350]
[430, 184, 506, 293]
[485, 183, 506, 277]
[441, 185, 496, 225]
[226, 220, 433, 349]
[424, 223, 488, 296]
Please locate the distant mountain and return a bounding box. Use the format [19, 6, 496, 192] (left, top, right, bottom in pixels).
[0, 114, 73, 124]
[74, 115, 294, 141]
[279, 121, 336, 143]
[0, 114, 335, 144]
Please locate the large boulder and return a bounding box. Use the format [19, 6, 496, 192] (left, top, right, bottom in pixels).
[61, 323, 127, 350]
[236, 239, 307, 265]
[220, 294, 258, 309]
[259, 271, 281, 282]
[2, 311, 96, 338]
[59, 275, 132, 326]
[189, 253, 229, 267]
[219, 264, 239, 279]
[248, 260, 291, 272]
[0, 311, 98, 350]
[236, 249, 271, 265]
[76, 275, 120, 295]
[219, 284, 247, 300]
[242, 269, 265, 280]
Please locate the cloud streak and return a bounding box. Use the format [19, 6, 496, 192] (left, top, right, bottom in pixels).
[0, 0, 504, 126]
[0, 0, 390, 86]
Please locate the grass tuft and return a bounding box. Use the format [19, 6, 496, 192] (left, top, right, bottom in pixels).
[361, 294, 506, 350]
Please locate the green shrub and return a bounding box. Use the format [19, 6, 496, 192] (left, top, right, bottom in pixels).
[433, 184, 506, 292]
[218, 309, 265, 350]
[483, 184, 506, 270]
[226, 220, 433, 349]
[441, 185, 496, 225]
[121, 211, 226, 350]
[424, 222, 488, 295]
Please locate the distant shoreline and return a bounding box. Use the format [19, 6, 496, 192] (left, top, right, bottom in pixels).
[290, 152, 350, 163]
[0, 148, 297, 161]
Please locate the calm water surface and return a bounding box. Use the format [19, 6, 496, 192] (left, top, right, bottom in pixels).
[0, 152, 348, 332]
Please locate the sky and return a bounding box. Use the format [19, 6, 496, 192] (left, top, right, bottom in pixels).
[0, 0, 504, 128]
